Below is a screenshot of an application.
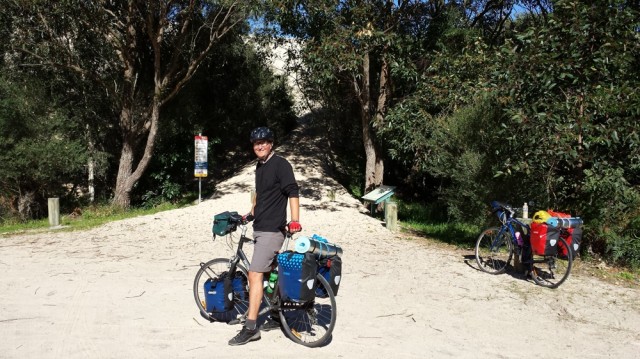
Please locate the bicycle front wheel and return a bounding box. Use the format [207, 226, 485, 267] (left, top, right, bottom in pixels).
[475, 226, 513, 274]
[279, 273, 337, 348]
[193, 258, 249, 323]
[531, 237, 572, 289]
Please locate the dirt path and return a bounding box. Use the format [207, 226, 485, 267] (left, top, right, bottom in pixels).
[1, 123, 639, 358]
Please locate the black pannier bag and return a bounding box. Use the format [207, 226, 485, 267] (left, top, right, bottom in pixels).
[317, 256, 342, 297]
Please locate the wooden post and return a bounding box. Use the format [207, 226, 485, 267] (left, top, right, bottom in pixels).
[385, 201, 398, 231]
[48, 198, 60, 227]
[327, 189, 336, 201]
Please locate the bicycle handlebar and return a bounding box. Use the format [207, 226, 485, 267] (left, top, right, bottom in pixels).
[225, 213, 253, 226]
[223, 210, 297, 237]
[242, 214, 255, 225]
[492, 201, 516, 214]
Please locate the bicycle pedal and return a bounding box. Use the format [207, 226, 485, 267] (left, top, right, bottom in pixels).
[291, 328, 302, 339]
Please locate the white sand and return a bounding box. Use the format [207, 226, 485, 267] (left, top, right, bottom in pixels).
[1, 123, 639, 358]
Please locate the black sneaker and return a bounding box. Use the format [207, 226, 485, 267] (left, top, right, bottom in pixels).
[228, 326, 260, 346]
[261, 318, 281, 332]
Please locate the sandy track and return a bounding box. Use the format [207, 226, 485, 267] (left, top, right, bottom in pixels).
[1, 123, 639, 358]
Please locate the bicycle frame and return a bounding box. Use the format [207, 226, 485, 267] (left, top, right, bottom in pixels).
[495, 217, 529, 247]
[194, 213, 338, 347]
[487, 213, 523, 255]
[476, 202, 573, 288]
[225, 225, 252, 277]
[227, 224, 293, 273]
[224, 223, 295, 323]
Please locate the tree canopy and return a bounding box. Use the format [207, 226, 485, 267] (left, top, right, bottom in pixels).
[6, 0, 260, 208]
[1, 0, 639, 267]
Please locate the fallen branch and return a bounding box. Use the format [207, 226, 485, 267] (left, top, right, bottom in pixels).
[0, 317, 39, 323]
[376, 310, 409, 318]
[125, 291, 145, 298]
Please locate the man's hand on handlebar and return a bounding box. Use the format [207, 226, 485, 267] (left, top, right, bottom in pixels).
[287, 220, 302, 233]
[241, 213, 254, 225]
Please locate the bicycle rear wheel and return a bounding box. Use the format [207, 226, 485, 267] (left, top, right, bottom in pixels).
[279, 273, 336, 348]
[193, 258, 249, 323]
[475, 226, 513, 274]
[531, 237, 572, 288]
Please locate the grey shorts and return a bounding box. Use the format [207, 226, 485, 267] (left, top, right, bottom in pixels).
[249, 231, 285, 273]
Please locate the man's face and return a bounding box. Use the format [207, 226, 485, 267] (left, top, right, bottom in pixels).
[253, 140, 273, 161]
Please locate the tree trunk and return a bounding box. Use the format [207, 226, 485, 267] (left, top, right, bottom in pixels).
[371, 56, 390, 189]
[362, 116, 384, 193]
[357, 52, 385, 193]
[112, 101, 161, 208]
[113, 137, 135, 208]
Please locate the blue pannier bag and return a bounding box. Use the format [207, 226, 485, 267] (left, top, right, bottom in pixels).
[204, 271, 246, 313]
[204, 275, 229, 313]
[231, 272, 247, 301]
[277, 251, 317, 302]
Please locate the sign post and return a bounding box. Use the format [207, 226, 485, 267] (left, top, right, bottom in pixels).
[194, 134, 208, 203]
[361, 185, 397, 230]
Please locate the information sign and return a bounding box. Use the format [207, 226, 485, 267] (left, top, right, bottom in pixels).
[194, 135, 208, 178]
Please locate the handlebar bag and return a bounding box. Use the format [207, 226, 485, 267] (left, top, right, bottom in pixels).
[212, 211, 239, 237]
[491, 201, 512, 224]
[277, 251, 317, 302]
[530, 222, 560, 256]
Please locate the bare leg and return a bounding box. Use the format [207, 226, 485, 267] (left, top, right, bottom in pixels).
[228, 270, 264, 345]
[247, 271, 264, 323]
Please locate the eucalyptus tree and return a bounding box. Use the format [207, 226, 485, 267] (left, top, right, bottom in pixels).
[8, 0, 259, 208]
[265, 0, 519, 193]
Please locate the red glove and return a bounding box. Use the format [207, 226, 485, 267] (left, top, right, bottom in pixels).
[287, 221, 302, 233]
[242, 213, 254, 224]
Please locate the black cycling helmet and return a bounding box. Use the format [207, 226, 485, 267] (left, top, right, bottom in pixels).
[250, 126, 274, 143]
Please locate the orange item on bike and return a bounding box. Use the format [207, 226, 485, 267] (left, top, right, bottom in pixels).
[530, 222, 560, 256]
[547, 209, 571, 218]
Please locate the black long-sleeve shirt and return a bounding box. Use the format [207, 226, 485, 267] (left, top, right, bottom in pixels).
[253, 154, 299, 232]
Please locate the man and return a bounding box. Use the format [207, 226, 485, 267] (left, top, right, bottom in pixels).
[228, 126, 302, 346]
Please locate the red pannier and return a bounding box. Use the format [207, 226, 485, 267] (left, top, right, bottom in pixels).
[530, 222, 560, 256]
[560, 227, 582, 258]
[547, 210, 582, 258]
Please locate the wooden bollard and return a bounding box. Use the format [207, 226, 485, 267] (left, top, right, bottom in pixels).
[385, 201, 398, 231]
[48, 198, 60, 227]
